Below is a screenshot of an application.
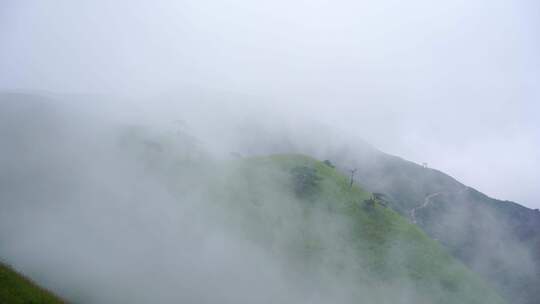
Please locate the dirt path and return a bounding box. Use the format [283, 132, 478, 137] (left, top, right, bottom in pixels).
[410, 192, 443, 224]
[409, 188, 467, 224]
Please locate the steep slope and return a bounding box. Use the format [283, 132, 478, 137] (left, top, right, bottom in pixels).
[230, 122, 539, 304]
[177, 154, 506, 304]
[0, 262, 64, 304]
[331, 147, 540, 304]
[0, 93, 510, 303]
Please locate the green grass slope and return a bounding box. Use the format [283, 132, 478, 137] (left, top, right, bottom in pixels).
[0, 263, 64, 304]
[183, 154, 506, 304]
[341, 150, 540, 304]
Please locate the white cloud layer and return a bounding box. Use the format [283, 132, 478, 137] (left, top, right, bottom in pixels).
[1, 0, 539, 207]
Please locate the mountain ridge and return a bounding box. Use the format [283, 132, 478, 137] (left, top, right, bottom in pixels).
[0, 92, 535, 303]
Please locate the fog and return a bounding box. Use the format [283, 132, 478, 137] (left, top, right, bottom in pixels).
[0, 97, 463, 303]
[1, 0, 538, 207]
[0, 1, 539, 303]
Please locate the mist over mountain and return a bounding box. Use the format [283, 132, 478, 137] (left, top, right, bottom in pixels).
[0, 92, 538, 303]
[2, 0, 540, 208]
[1, 1, 539, 303]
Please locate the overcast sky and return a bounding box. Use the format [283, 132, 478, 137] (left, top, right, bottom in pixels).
[1, 0, 539, 207]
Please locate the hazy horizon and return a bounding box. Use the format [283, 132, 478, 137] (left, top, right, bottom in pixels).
[1, 0, 539, 208]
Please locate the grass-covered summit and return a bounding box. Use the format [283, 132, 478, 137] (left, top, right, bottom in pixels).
[172, 153, 506, 304]
[0, 97, 508, 303]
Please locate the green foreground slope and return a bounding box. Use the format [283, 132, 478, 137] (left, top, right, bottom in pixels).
[184, 154, 505, 304]
[0, 263, 64, 304]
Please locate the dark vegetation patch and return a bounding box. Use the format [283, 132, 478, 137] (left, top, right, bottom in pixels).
[0, 262, 65, 304]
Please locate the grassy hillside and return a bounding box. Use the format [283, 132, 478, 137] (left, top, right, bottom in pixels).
[177, 154, 506, 304]
[337, 150, 540, 304]
[0, 99, 510, 304]
[0, 262, 64, 304]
